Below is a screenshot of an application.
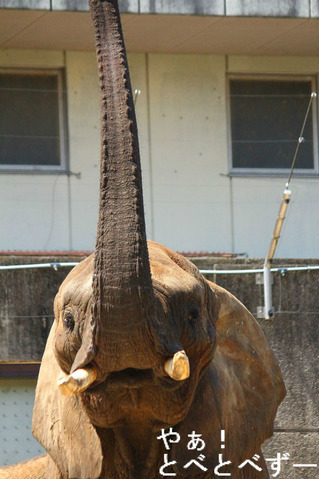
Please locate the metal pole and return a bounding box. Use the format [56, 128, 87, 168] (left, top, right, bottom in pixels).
[263, 264, 274, 319]
[265, 188, 292, 267]
[263, 188, 291, 319]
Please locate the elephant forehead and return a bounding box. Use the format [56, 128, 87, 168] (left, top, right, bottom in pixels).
[148, 241, 203, 296]
[57, 255, 94, 307]
[62, 273, 93, 305]
[151, 260, 199, 292]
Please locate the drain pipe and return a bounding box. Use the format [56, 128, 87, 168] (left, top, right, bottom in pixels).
[261, 92, 316, 319]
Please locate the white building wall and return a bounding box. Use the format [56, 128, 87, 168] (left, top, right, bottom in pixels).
[147, 53, 232, 254]
[228, 56, 319, 258]
[64, 51, 100, 251]
[0, 50, 71, 252]
[64, 50, 153, 250]
[0, 49, 318, 257]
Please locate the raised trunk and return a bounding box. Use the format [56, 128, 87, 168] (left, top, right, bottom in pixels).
[84, 0, 156, 372]
[91, 0, 151, 298]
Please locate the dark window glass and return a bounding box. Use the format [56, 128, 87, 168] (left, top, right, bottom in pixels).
[0, 72, 63, 167]
[230, 79, 314, 170]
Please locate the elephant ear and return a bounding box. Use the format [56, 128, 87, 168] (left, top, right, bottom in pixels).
[32, 322, 103, 479]
[171, 283, 286, 475]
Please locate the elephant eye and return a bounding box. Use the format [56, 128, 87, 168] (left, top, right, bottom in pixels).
[64, 312, 75, 332]
[188, 307, 199, 322]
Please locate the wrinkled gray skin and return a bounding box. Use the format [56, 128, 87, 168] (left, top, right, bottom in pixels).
[0, 1, 286, 478]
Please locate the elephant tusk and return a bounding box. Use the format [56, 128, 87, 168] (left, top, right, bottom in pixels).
[58, 366, 98, 396]
[164, 350, 190, 381]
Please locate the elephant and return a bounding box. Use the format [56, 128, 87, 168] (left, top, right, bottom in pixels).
[0, 0, 285, 478]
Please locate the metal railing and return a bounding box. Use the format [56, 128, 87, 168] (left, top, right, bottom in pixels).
[1, 262, 319, 274]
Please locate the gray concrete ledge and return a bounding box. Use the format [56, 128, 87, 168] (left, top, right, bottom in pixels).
[1, 0, 319, 18]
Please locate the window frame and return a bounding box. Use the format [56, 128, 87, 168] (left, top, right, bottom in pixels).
[227, 74, 319, 177]
[0, 67, 68, 174]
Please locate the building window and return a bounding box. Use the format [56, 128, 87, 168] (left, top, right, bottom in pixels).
[0, 69, 68, 172]
[229, 76, 318, 175]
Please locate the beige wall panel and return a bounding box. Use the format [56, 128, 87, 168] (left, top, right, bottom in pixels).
[127, 53, 153, 237]
[227, 55, 319, 258]
[231, 178, 284, 257]
[0, 174, 70, 252]
[0, 49, 70, 251]
[0, 178, 70, 251]
[64, 51, 99, 250]
[275, 180, 319, 258]
[65, 51, 151, 250]
[231, 177, 319, 258]
[229, 181, 319, 258]
[147, 53, 232, 253]
[1, 49, 318, 257]
[0, 49, 150, 252]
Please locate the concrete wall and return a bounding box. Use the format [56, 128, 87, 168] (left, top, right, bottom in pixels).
[1, 49, 319, 258]
[2, 0, 319, 18]
[0, 256, 76, 362]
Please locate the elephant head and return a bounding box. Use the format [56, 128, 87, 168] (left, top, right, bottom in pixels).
[32, 1, 286, 478]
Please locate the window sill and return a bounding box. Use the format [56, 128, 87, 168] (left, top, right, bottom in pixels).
[224, 171, 319, 179]
[0, 169, 80, 178]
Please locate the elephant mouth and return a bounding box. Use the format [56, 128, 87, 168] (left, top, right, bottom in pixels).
[59, 350, 190, 396]
[105, 368, 154, 389]
[87, 366, 185, 394]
